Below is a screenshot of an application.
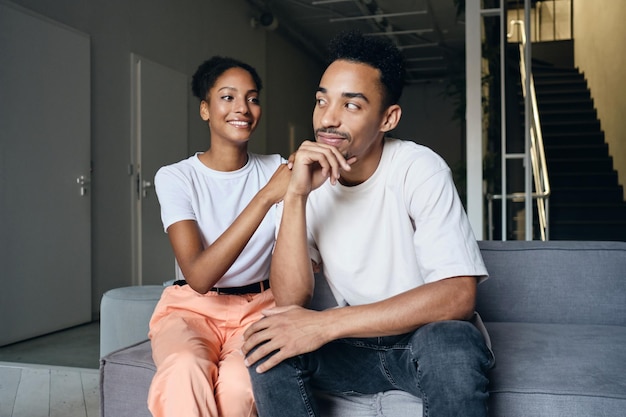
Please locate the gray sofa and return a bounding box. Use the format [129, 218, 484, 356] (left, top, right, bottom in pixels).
[100, 240, 626, 416]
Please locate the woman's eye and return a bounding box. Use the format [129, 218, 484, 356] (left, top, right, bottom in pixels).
[316, 98, 326, 107]
[248, 96, 260, 104]
[221, 95, 234, 101]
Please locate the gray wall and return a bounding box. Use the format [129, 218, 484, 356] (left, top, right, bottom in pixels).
[5, 0, 318, 316]
[265, 31, 323, 156]
[6, 0, 461, 318]
[395, 82, 463, 170]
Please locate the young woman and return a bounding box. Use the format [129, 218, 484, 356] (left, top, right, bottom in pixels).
[147, 56, 290, 417]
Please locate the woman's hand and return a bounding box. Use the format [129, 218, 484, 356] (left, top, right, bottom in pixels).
[260, 163, 292, 204]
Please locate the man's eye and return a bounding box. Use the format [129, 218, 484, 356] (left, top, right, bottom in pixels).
[316, 98, 326, 106]
[346, 102, 359, 110]
[248, 97, 260, 104]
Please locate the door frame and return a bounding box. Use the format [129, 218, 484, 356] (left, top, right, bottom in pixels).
[130, 54, 188, 286]
[130, 53, 144, 286]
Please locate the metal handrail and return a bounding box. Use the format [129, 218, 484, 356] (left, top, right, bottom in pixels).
[488, 19, 551, 240]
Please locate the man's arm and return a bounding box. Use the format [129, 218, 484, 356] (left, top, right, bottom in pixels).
[270, 192, 314, 306]
[319, 275, 477, 337]
[243, 274, 477, 373]
[270, 141, 354, 306]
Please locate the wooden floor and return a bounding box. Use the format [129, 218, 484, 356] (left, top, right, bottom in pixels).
[0, 362, 99, 417]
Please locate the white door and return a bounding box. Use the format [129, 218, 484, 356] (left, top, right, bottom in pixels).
[131, 55, 188, 286]
[0, 3, 91, 345]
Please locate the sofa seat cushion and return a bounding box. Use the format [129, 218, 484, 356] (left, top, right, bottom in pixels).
[100, 340, 422, 416]
[486, 322, 626, 417]
[100, 340, 155, 417]
[102, 322, 626, 417]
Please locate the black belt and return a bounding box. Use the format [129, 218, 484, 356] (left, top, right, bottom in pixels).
[173, 279, 270, 295]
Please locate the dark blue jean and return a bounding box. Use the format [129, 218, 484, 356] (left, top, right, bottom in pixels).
[249, 320, 494, 417]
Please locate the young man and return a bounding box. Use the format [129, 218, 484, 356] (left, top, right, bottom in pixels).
[242, 31, 494, 417]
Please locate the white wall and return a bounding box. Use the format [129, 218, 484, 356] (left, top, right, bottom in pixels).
[574, 0, 626, 197]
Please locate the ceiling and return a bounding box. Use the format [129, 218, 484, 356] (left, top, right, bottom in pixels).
[246, 0, 466, 84]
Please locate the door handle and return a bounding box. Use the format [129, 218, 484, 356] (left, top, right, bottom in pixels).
[142, 179, 153, 198]
[76, 175, 91, 196]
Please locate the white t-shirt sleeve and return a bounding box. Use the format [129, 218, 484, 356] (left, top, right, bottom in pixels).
[154, 165, 196, 232]
[404, 162, 488, 284]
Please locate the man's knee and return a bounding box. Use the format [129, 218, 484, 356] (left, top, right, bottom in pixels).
[246, 352, 299, 387]
[412, 320, 491, 370]
[411, 321, 491, 404]
[416, 320, 484, 346]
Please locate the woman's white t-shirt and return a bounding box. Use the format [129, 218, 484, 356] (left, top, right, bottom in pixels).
[154, 152, 285, 287]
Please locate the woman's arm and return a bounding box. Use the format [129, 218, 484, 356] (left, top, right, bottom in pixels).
[170, 164, 291, 294]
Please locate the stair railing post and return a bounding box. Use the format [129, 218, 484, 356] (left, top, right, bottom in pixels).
[524, 0, 533, 240]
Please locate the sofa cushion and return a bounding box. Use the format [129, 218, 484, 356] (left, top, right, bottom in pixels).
[99, 241, 626, 417]
[486, 321, 626, 416]
[100, 339, 422, 416]
[103, 322, 626, 417]
[477, 240, 626, 326]
[100, 340, 155, 417]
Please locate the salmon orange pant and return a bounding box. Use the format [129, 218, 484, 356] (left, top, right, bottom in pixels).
[147, 284, 274, 417]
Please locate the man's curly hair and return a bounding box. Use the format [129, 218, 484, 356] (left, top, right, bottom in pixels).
[327, 30, 406, 108]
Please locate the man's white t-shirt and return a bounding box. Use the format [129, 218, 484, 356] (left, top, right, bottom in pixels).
[306, 138, 487, 306]
[154, 152, 285, 288]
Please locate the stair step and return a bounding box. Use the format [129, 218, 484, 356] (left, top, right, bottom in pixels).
[542, 120, 602, 134]
[533, 79, 588, 92]
[549, 158, 614, 173]
[533, 68, 584, 77]
[533, 73, 585, 83]
[551, 171, 618, 188]
[545, 144, 609, 159]
[549, 187, 624, 204]
[521, 79, 587, 92]
[519, 99, 595, 113]
[538, 109, 598, 123]
[550, 203, 626, 222]
[532, 65, 580, 75]
[550, 221, 626, 241]
[542, 131, 605, 145]
[520, 105, 596, 116]
[538, 100, 595, 112]
[536, 90, 591, 101]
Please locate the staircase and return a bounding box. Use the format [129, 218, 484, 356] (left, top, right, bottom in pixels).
[532, 64, 626, 241]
